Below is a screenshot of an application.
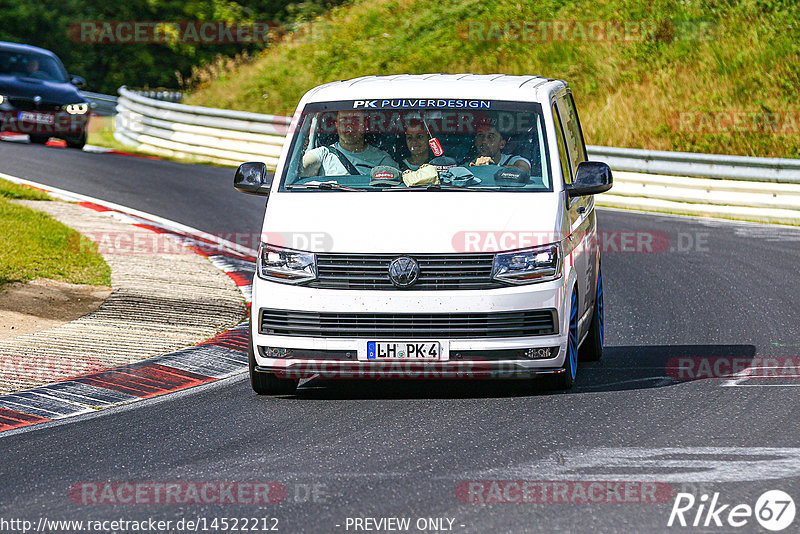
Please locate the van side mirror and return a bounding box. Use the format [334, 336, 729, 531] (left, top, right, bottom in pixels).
[566, 161, 613, 198]
[70, 75, 86, 88]
[234, 162, 272, 196]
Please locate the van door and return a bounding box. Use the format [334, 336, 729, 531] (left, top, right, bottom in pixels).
[553, 95, 594, 328]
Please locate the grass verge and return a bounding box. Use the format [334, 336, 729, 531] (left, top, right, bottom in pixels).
[186, 0, 800, 159]
[0, 178, 111, 289]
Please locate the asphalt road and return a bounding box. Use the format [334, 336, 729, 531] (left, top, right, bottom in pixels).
[2, 140, 800, 533]
[0, 140, 266, 234]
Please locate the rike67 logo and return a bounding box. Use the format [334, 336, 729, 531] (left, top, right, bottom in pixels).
[668, 490, 795, 531]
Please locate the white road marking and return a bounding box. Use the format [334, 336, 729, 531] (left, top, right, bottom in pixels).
[720, 363, 800, 387]
[470, 448, 800, 482]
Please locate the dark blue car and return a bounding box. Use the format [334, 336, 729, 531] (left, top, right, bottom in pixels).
[0, 41, 89, 149]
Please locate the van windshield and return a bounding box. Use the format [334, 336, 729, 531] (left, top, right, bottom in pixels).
[280, 99, 551, 192]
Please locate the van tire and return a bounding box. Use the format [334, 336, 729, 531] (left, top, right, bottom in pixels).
[548, 288, 578, 390]
[248, 322, 298, 395]
[579, 268, 604, 362]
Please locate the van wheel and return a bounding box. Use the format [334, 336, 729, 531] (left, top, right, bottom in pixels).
[579, 268, 604, 362]
[248, 323, 298, 395]
[548, 288, 578, 390]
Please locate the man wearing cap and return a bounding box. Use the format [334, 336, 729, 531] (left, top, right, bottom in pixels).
[470, 122, 531, 174]
[301, 110, 398, 176]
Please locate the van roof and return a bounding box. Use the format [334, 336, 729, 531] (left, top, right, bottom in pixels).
[304, 74, 565, 103]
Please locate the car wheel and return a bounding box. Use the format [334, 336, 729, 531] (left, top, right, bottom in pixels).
[579, 267, 604, 362]
[248, 320, 298, 395]
[66, 132, 86, 150]
[29, 135, 49, 144]
[548, 288, 578, 390]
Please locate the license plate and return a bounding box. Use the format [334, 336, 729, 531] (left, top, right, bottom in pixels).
[367, 341, 440, 360]
[18, 111, 54, 124]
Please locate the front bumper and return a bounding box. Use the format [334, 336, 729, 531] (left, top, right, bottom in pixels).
[251, 275, 571, 379]
[1, 110, 88, 136]
[255, 358, 566, 380]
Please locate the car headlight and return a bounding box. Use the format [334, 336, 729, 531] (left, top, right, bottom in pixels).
[257, 243, 317, 284]
[65, 102, 89, 115]
[0, 95, 4, 105]
[492, 243, 562, 284]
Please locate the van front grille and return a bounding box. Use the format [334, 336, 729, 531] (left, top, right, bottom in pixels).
[306, 253, 503, 290]
[259, 309, 558, 338]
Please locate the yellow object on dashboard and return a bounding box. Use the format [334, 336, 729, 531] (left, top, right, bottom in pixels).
[402, 164, 439, 187]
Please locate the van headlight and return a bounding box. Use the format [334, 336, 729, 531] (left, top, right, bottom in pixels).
[257, 243, 317, 283]
[492, 243, 562, 284]
[65, 102, 89, 115]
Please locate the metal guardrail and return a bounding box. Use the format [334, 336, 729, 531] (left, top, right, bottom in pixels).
[114, 86, 290, 166]
[80, 91, 118, 117]
[81, 89, 179, 116]
[596, 171, 800, 225]
[131, 90, 183, 103]
[112, 89, 799, 225]
[587, 146, 800, 185]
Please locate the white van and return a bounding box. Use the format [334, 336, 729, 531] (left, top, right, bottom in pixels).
[234, 74, 612, 394]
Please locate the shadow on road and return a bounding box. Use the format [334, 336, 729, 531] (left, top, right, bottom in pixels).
[286, 344, 757, 400]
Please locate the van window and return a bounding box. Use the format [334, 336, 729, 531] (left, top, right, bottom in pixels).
[557, 93, 587, 178]
[280, 100, 552, 192]
[551, 103, 572, 184]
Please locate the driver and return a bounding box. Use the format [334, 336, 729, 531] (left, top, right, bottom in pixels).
[25, 58, 45, 79]
[469, 118, 531, 174]
[302, 110, 397, 176]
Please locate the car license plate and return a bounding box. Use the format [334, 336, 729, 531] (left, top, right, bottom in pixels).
[367, 341, 440, 360]
[18, 111, 54, 124]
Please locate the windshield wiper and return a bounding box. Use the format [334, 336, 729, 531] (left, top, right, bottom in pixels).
[287, 182, 361, 191]
[423, 183, 482, 191]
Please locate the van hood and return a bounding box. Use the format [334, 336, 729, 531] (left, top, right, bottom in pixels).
[261, 191, 564, 254]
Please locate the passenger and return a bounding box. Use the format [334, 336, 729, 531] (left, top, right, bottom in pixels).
[400, 115, 433, 171]
[301, 110, 398, 176]
[469, 120, 531, 174]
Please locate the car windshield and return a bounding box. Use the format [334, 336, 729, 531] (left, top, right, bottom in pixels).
[280, 99, 551, 192]
[0, 50, 68, 82]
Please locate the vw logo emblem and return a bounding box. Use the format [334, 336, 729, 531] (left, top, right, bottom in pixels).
[388, 256, 420, 288]
[33, 95, 42, 104]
